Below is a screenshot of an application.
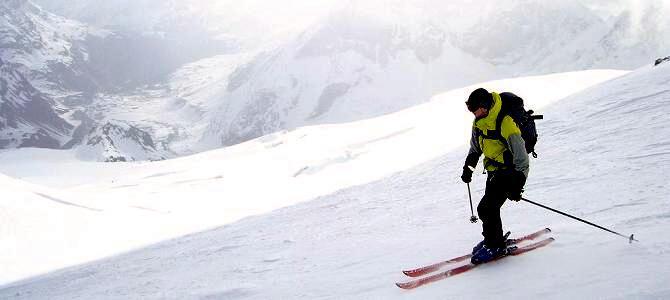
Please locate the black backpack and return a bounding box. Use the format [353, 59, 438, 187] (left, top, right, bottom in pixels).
[496, 92, 543, 158]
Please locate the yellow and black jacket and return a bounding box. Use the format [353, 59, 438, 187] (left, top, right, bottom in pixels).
[465, 92, 529, 176]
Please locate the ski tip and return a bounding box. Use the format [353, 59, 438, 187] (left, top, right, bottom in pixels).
[540, 237, 556, 245]
[545, 227, 552, 233]
[396, 282, 414, 290]
[402, 271, 412, 277]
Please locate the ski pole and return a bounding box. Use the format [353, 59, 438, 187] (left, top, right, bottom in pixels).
[521, 197, 638, 243]
[467, 183, 478, 223]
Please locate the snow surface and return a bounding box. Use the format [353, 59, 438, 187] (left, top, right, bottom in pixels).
[2, 66, 670, 298]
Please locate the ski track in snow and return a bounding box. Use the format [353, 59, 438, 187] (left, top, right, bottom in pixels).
[1, 66, 670, 298]
[33, 192, 103, 212]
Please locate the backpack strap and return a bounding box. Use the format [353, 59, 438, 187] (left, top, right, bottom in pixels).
[473, 113, 510, 150]
[494, 113, 514, 167]
[474, 115, 514, 169]
[494, 111, 509, 149]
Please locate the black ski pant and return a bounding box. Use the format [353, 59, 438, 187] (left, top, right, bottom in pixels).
[477, 170, 512, 249]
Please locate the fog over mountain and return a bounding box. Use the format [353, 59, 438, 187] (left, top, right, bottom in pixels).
[3, 0, 669, 161]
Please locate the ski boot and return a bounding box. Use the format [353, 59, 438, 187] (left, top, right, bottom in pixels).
[471, 244, 509, 264]
[472, 231, 511, 255]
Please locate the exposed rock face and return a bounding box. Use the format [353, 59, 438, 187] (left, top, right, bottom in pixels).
[0, 57, 72, 148]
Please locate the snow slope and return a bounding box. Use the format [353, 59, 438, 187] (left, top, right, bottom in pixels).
[0, 69, 623, 286]
[4, 64, 669, 299]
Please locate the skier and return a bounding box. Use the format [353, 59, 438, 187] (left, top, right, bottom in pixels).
[461, 88, 529, 264]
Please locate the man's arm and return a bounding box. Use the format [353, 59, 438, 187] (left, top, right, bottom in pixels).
[501, 116, 529, 177]
[501, 116, 529, 201]
[507, 134, 529, 177]
[465, 128, 482, 169]
[461, 128, 482, 183]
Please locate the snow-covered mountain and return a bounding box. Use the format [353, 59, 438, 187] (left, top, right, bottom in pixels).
[77, 120, 168, 162]
[31, 0, 340, 52]
[450, 0, 670, 73]
[0, 0, 90, 148]
[0, 56, 71, 148]
[4, 0, 670, 161]
[199, 6, 499, 147]
[591, 2, 670, 69]
[195, 0, 670, 148]
[0, 0, 166, 151]
[0, 63, 668, 298]
[451, 1, 605, 70]
[0, 0, 95, 91]
[0, 0, 234, 158]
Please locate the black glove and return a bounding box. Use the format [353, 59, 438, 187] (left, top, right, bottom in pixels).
[461, 166, 473, 183]
[507, 170, 526, 201]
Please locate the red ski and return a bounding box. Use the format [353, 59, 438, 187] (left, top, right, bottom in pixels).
[402, 228, 551, 277]
[396, 237, 555, 290]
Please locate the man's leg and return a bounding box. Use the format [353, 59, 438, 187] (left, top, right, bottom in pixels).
[477, 172, 508, 248]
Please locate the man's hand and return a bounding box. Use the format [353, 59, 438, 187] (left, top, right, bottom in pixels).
[508, 187, 524, 202]
[461, 166, 474, 183]
[507, 170, 526, 201]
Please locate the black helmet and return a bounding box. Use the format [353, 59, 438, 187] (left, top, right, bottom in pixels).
[466, 88, 492, 112]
